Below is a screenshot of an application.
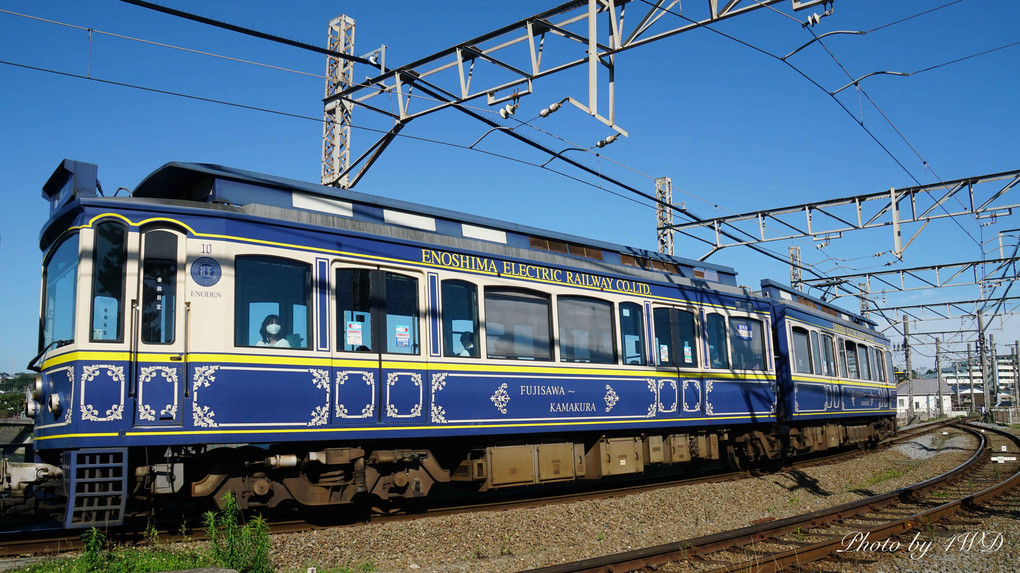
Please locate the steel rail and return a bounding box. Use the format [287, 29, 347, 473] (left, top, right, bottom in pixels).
[0, 419, 953, 560]
[523, 421, 991, 573]
[703, 422, 1020, 573]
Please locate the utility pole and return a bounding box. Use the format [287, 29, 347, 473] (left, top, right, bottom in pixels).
[1014, 341, 1019, 407]
[978, 312, 988, 415]
[790, 247, 802, 291]
[991, 334, 1000, 407]
[322, 15, 356, 188]
[935, 338, 944, 418]
[953, 362, 961, 410]
[967, 343, 975, 413]
[656, 177, 673, 256]
[904, 316, 913, 419]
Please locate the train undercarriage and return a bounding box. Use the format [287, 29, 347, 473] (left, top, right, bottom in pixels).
[3, 418, 895, 527]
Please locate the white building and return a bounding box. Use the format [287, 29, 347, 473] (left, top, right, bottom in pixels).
[942, 356, 1018, 407]
[896, 378, 954, 419]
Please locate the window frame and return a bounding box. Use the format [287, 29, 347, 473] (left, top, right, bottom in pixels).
[652, 306, 699, 368]
[821, 334, 836, 377]
[557, 295, 616, 364]
[483, 287, 553, 361]
[41, 232, 80, 350]
[334, 266, 422, 355]
[791, 326, 813, 374]
[139, 229, 180, 345]
[705, 312, 730, 370]
[619, 301, 647, 366]
[235, 254, 313, 350]
[89, 220, 128, 343]
[728, 316, 766, 371]
[441, 279, 479, 358]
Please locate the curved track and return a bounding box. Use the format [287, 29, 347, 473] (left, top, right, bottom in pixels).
[521, 421, 1019, 573]
[0, 419, 954, 561]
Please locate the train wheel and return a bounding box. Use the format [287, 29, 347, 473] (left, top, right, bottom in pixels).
[726, 445, 744, 471]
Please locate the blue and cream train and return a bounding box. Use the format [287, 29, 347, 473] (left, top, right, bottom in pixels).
[7, 159, 895, 527]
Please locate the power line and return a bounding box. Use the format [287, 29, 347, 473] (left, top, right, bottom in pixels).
[108, 0, 998, 279]
[0, 8, 323, 79]
[117, 0, 374, 65]
[0, 56, 657, 211]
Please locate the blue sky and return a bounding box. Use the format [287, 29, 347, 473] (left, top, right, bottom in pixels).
[1, 0, 1018, 374]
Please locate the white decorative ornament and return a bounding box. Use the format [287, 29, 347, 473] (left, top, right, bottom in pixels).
[490, 383, 510, 414]
[80, 364, 126, 422]
[604, 385, 619, 412]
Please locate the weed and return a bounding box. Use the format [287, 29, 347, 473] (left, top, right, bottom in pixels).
[846, 468, 907, 492]
[499, 534, 514, 556]
[80, 527, 108, 570]
[597, 533, 604, 542]
[205, 493, 272, 573]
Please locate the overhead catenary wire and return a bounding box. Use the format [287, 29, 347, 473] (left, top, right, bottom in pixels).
[109, 0, 1009, 272]
[2, 4, 835, 276]
[111, 0, 836, 276]
[8, 1, 1013, 345]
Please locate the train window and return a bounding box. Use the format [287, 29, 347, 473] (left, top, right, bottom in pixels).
[653, 308, 672, 366]
[810, 331, 822, 375]
[384, 272, 419, 354]
[558, 296, 615, 364]
[90, 221, 126, 342]
[885, 351, 895, 383]
[791, 327, 812, 374]
[729, 317, 764, 370]
[441, 280, 478, 358]
[42, 234, 80, 349]
[484, 288, 552, 361]
[336, 268, 373, 352]
[653, 308, 697, 367]
[860, 345, 873, 380]
[706, 313, 730, 369]
[619, 302, 646, 366]
[141, 231, 177, 344]
[236, 256, 311, 349]
[844, 340, 861, 379]
[821, 335, 836, 377]
[874, 350, 886, 383]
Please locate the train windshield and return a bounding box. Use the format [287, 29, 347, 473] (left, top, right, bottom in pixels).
[41, 234, 80, 349]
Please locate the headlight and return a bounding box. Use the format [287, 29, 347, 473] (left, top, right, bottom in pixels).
[25, 398, 38, 417]
[32, 375, 43, 401]
[48, 393, 61, 415]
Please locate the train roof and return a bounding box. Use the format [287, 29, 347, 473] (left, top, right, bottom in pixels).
[758, 279, 881, 332]
[110, 161, 739, 285]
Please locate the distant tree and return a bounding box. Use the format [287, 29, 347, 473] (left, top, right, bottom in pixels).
[0, 392, 24, 418]
[0, 373, 33, 393]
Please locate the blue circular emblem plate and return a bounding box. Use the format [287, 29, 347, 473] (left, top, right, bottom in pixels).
[191, 257, 222, 287]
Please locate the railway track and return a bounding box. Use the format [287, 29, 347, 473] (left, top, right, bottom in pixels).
[523, 421, 1019, 573]
[0, 419, 957, 562]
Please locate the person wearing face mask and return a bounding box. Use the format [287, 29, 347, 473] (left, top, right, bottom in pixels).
[257, 314, 291, 347]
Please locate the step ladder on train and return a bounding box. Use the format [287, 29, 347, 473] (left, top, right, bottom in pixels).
[61, 448, 128, 528]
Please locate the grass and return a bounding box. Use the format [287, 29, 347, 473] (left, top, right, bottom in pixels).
[854, 468, 908, 489]
[12, 494, 376, 573]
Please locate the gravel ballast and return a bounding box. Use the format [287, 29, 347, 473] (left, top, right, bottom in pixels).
[269, 430, 985, 572]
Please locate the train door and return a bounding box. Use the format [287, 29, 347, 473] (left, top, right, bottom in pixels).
[331, 263, 427, 425]
[651, 306, 702, 416]
[132, 227, 186, 427]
